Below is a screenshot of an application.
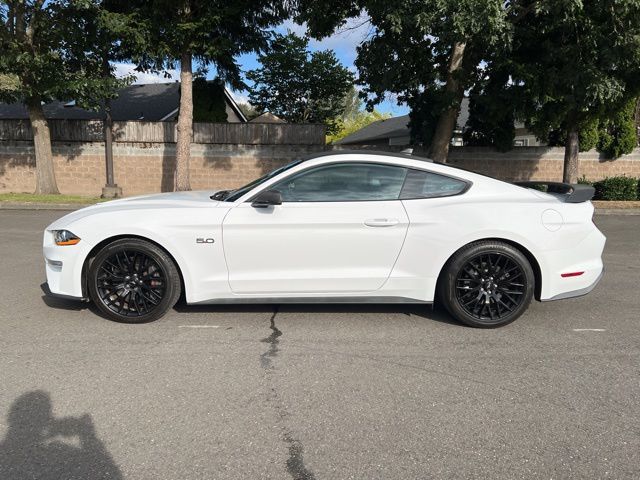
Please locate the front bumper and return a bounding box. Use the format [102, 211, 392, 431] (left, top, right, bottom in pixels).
[43, 230, 87, 299]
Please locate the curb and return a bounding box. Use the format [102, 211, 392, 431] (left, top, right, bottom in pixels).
[2, 202, 640, 215]
[594, 209, 640, 216]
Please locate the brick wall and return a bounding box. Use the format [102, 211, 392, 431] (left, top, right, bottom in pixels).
[2, 141, 640, 196]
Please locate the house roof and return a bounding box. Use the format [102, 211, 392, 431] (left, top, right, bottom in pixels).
[336, 98, 471, 145]
[249, 112, 286, 123]
[336, 115, 411, 145]
[0, 82, 247, 122]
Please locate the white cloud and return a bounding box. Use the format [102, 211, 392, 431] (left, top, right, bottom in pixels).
[228, 90, 250, 105]
[112, 62, 179, 84]
[278, 14, 372, 65]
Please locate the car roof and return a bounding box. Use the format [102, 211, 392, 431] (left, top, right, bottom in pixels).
[302, 149, 433, 163]
[298, 150, 495, 183]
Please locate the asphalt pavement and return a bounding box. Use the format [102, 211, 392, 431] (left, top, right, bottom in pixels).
[0, 210, 638, 479]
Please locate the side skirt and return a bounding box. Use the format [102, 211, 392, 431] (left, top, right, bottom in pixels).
[190, 296, 433, 305]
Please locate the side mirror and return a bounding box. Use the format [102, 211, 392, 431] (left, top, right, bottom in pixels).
[251, 189, 282, 208]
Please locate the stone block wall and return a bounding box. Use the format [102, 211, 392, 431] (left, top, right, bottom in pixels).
[2, 141, 640, 196]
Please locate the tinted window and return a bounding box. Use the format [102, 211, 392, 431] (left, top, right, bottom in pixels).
[271, 163, 408, 202]
[400, 169, 468, 199]
[224, 159, 304, 201]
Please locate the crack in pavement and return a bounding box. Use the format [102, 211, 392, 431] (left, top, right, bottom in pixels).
[260, 307, 316, 480]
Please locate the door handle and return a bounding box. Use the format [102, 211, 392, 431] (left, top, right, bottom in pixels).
[364, 218, 399, 227]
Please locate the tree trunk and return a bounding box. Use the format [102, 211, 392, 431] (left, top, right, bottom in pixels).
[428, 41, 467, 163]
[175, 50, 193, 191]
[563, 125, 579, 183]
[27, 99, 59, 195]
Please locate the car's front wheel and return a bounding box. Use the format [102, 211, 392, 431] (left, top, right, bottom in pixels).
[87, 238, 181, 323]
[440, 241, 535, 328]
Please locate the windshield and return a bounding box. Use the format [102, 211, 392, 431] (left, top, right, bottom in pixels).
[220, 159, 304, 202]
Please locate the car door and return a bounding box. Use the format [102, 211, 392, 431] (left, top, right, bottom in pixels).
[222, 162, 410, 294]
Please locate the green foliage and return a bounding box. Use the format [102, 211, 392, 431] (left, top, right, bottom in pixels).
[407, 90, 449, 147]
[0, 0, 130, 108]
[299, 0, 512, 145]
[598, 98, 638, 159]
[327, 109, 391, 144]
[247, 33, 354, 134]
[545, 98, 638, 158]
[464, 66, 514, 151]
[579, 120, 601, 152]
[121, 0, 290, 90]
[577, 176, 593, 186]
[592, 177, 639, 201]
[547, 118, 601, 152]
[509, 1, 640, 151]
[0, 193, 107, 204]
[192, 78, 227, 122]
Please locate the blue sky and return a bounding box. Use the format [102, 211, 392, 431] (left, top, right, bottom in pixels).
[114, 19, 409, 117]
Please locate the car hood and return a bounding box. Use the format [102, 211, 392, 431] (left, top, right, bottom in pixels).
[47, 190, 223, 230]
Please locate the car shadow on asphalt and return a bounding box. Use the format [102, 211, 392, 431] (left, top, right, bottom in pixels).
[39, 282, 462, 327]
[173, 302, 463, 327]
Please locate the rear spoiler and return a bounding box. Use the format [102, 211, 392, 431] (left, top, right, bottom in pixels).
[514, 181, 595, 203]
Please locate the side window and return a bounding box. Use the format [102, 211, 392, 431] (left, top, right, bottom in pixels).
[400, 169, 469, 199]
[271, 163, 408, 202]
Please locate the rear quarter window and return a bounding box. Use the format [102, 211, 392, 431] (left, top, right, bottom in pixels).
[400, 169, 469, 199]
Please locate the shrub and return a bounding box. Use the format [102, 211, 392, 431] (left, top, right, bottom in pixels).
[577, 176, 593, 186]
[592, 176, 639, 201]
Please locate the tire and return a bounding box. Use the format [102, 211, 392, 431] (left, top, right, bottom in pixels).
[440, 241, 535, 328]
[87, 238, 181, 323]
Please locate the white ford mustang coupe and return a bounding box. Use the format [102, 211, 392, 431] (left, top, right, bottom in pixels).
[43, 151, 605, 327]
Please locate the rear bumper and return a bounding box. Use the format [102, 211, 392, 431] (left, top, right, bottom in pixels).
[538, 227, 606, 301]
[542, 268, 604, 301]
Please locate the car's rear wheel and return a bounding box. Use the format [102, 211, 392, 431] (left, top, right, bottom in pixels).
[87, 238, 181, 323]
[440, 241, 535, 328]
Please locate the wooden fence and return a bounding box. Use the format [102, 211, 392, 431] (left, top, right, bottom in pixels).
[0, 119, 326, 145]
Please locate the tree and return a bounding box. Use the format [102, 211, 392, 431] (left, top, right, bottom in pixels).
[341, 86, 362, 122]
[247, 33, 354, 134]
[326, 109, 390, 144]
[124, 0, 289, 191]
[298, 0, 511, 162]
[62, 0, 138, 198]
[192, 78, 228, 122]
[509, 1, 640, 182]
[0, 0, 128, 195]
[598, 98, 638, 159]
[326, 86, 391, 143]
[463, 64, 515, 152]
[236, 102, 259, 121]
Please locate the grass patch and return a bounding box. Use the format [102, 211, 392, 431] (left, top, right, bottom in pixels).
[0, 193, 107, 204]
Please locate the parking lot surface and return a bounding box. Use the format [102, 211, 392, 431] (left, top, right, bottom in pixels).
[0, 210, 638, 479]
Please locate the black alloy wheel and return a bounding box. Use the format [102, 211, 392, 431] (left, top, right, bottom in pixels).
[87, 238, 181, 323]
[440, 241, 535, 328]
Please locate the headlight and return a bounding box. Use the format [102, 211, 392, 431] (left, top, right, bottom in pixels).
[52, 230, 81, 246]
